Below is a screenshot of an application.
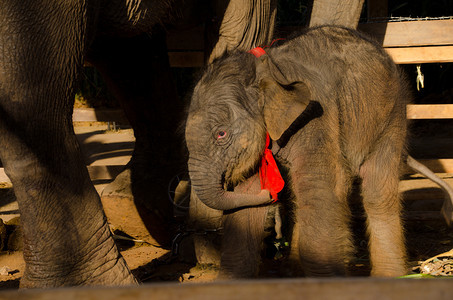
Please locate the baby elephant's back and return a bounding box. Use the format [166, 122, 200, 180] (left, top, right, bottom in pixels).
[332, 27, 408, 171]
[287, 26, 410, 172]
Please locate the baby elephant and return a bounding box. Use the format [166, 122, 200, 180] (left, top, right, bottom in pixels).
[185, 25, 409, 277]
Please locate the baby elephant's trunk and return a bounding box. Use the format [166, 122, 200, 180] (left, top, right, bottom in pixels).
[188, 159, 272, 210]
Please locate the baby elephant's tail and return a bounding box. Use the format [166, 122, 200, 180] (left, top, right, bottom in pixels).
[406, 155, 453, 226]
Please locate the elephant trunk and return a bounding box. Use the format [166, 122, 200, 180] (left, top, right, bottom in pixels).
[188, 159, 272, 211]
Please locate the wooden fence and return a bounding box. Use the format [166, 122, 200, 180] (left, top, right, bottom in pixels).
[80, 19, 453, 121]
[166, 19, 453, 66]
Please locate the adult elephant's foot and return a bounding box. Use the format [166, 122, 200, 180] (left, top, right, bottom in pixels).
[21, 254, 138, 289]
[20, 219, 138, 288]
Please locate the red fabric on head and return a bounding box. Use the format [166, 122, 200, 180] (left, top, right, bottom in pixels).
[248, 47, 267, 58]
[259, 133, 285, 201]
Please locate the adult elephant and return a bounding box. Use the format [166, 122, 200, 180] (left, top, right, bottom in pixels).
[0, 0, 276, 288]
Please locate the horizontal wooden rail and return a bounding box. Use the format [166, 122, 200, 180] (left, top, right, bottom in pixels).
[403, 159, 453, 174]
[3, 158, 453, 184]
[164, 20, 453, 67]
[167, 47, 453, 66]
[0, 165, 125, 183]
[72, 105, 453, 123]
[73, 108, 128, 123]
[358, 19, 453, 48]
[168, 52, 204, 68]
[166, 26, 204, 51]
[386, 46, 453, 64]
[1, 277, 452, 300]
[407, 104, 453, 119]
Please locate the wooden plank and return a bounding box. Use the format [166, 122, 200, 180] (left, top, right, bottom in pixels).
[166, 26, 205, 51]
[0, 165, 125, 183]
[72, 104, 453, 123]
[405, 159, 453, 174]
[0, 168, 9, 183]
[73, 108, 128, 123]
[167, 20, 453, 50]
[407, 104, 453, 119]
[166, 33, 453, 67]
[367, 0, 388, 20]
[164, 20, 453, 51]
[85, 52, 205, 68]
[83, 20, 453, 68]
[359, 19, 453, 47]
[168, 51, 204, 68]
[86, 165, 125, 181]
[387, 45, 453, 64]
[1, 278, 452, 300]
[167, 46, 453, 67]
[2, 159, 453, 183]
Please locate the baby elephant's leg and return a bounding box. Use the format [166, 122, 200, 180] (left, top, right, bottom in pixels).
[360, 144, 407, 277]
[291, 156, 354, 276]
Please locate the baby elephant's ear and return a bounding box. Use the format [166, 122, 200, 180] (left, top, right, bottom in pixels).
[257, 56, 311, 140]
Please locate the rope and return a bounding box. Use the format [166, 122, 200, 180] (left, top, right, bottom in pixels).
[362, 16, 453, 23]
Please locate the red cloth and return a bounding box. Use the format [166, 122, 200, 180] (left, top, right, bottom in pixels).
[247, 47, 267, 58]
[259, 133, 285, 201]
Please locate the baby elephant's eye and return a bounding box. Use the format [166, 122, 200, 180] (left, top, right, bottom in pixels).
[217, 130, 227, 139]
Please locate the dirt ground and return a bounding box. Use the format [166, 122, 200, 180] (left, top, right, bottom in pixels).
[1, 122, 453, 289]
[0, 125, 221, 289]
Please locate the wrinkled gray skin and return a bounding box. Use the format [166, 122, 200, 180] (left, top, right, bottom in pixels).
[0, 0, 276, 288]
[185, 26, 409, 277]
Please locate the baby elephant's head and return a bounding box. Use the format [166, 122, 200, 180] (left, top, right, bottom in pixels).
[185, 51, 311, 210]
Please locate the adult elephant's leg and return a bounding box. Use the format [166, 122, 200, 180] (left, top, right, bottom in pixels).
[0, 3, 136, 288]
[309, 0, 365, 29]
[206, 0, 277, 62]
[87, 28, 183, 246]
